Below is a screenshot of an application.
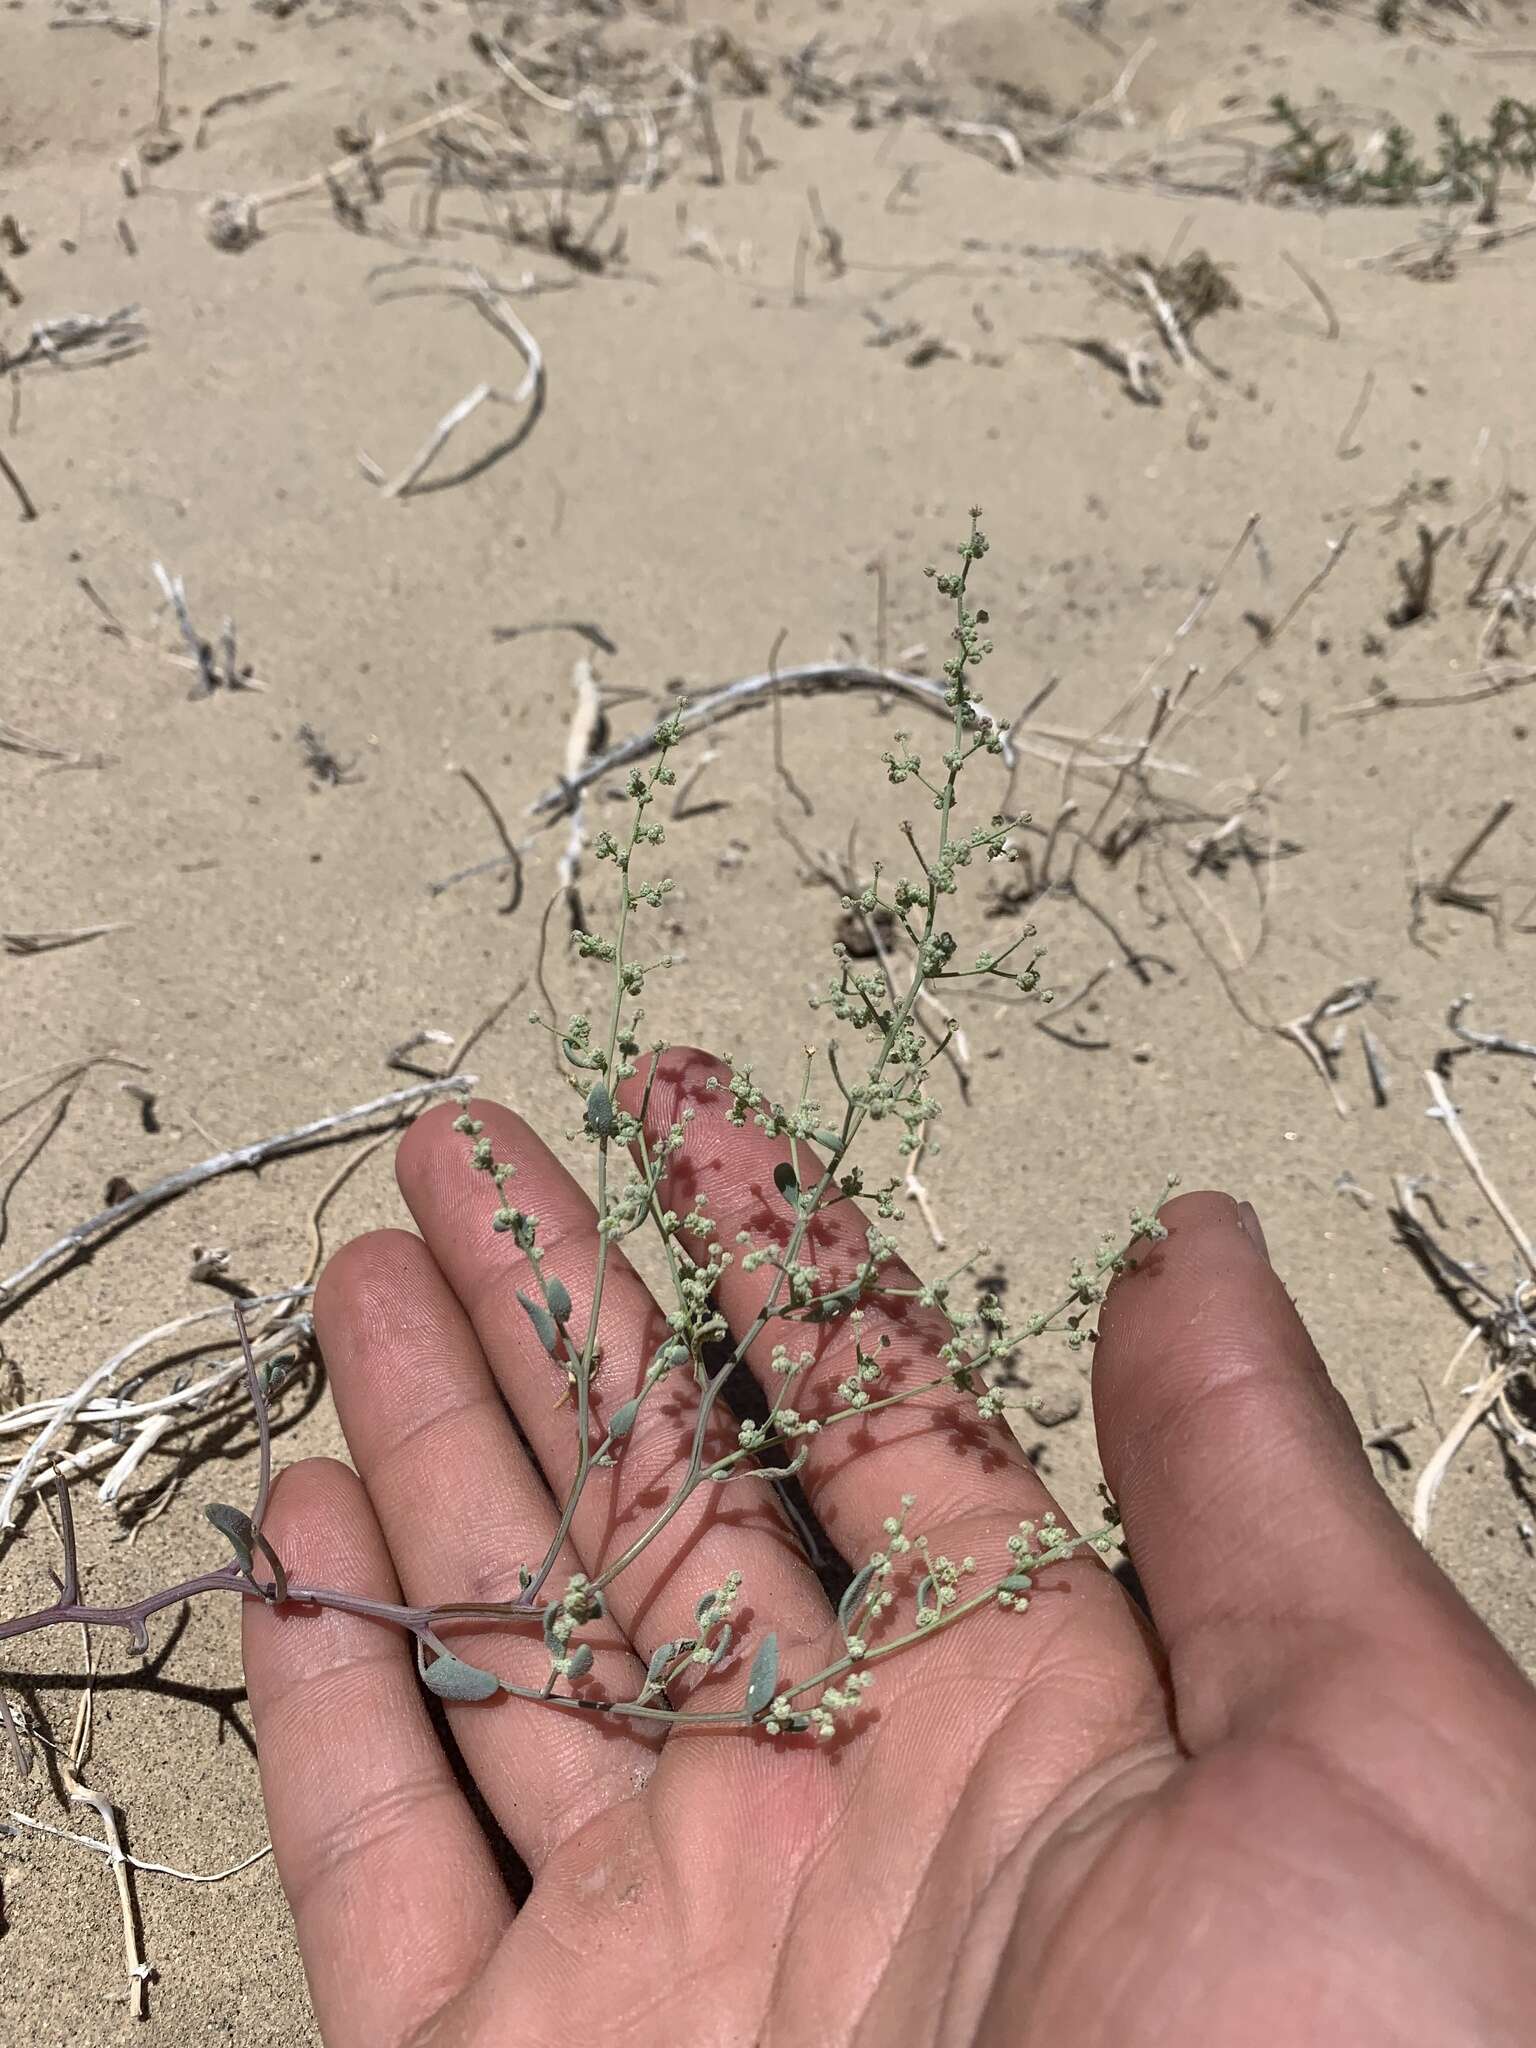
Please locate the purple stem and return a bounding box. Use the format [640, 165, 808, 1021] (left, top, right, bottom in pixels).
[233, 1302, 273, 1532]
[52, 1472, 79, 1606]
[0, 1567, 543, 1648]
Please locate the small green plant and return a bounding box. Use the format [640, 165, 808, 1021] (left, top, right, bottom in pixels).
[0, 517, 1171, 1743]
[1268, 93, 1536, 216]
[1268, 96, 1362, 197]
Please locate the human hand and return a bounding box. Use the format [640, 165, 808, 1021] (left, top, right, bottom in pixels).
[243, 1048, 1536, 2047]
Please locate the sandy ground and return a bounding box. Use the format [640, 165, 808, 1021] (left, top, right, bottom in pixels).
[3, 0, 1536, 2037]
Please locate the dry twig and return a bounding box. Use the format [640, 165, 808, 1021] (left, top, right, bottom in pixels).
[0, 1074, 474, 1306]
[1281, 250, 1340, 340]
[1335, 369, 1375, 460]
[1389, 520, 1454, 627]
[152, 563, 253, 696]
[1281, 981, 1375, 1118]
[1391, 1098, 1536, 1547]
[359, 266, 544, 498]
[1425, 1067, 1536, 1280]
[0, 717, 110, 770]
[0, 445, 37, 522]
[1444, 995, 1536, 1068]
[0, 306, 146, 377]
[527, 663, 1019, 819]
[2, 923, 127, 956]
[0, 1294, 308, 1492]
[557, 658, 605, 922]
[194, 79, 289, 150]
[1413, 1367, 1506, 1544]
[1409, 797, 1515, 944]
[445, 767, 523, 913]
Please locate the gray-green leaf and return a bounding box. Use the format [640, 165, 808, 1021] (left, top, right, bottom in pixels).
[419, 1646, 501, 1702]
[772, 1162, 800, 1208]
[545, 1276, 573, 1324]
[205, 1502, 254, 1574]
[517, 1290, 559, 1354]
[565, 1643, 594, 1681]
[205, 1503, 288, 1599]
[259, 1352, 297, 1399]
[744, 1631, 779, 1716]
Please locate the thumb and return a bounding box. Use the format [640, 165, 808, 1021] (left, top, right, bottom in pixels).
[1093, 1191, 1513, 1746]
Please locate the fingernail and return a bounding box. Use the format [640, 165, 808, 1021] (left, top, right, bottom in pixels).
[1237, 1200, 1270, 1264]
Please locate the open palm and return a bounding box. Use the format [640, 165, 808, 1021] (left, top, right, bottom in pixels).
[244, 1049, 1536, 2047]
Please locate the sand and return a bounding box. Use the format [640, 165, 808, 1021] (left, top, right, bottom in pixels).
[3, 0, 1535, 2036]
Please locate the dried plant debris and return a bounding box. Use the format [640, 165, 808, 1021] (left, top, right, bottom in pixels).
[1395, 1075, 1536, 1547]
[296, 725, 362, 788]
[0, 306, 146, 376]
[3, 923, 128, 957]
[358, 265, 545, 498]
[1087, 249, 1241, 363]
[152, 565, 256, 696]
[1439, 995, 1536, 1074]
[1409, 798, 1516, 949]
[1388, 521, 1455, 627]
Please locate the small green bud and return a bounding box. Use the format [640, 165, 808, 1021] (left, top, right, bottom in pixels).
[585, 1080, 616, 1138]
[517, 1290, 559, 1355]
